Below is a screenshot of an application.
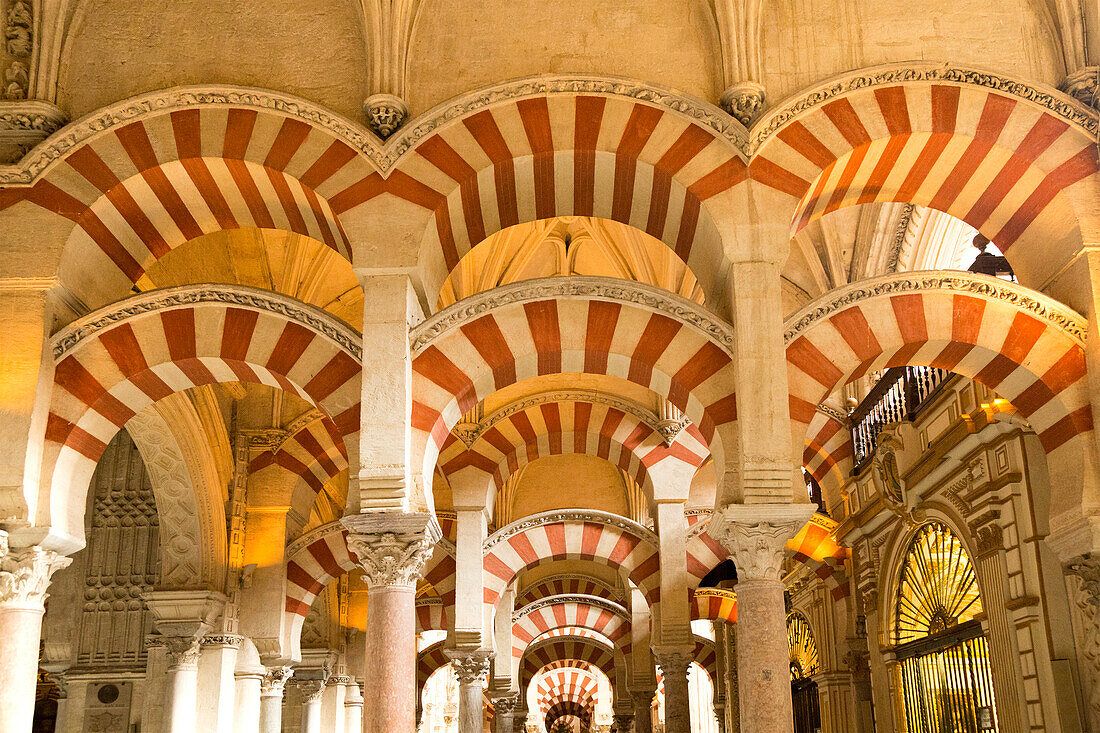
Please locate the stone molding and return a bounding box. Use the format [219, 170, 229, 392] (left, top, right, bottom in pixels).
[652, 647, 694, 678]
[0, 542, 72, 610]
[445, 648, 494, 685]
[344, 529, 435, 589]
[260, 666, 294, 696]
[754, 62, 1098, 153]
[814, 404, 848, 424]
[512, 594, 629, 624]
[201, 633, 243, 649]
[52, 283, 363, 362]
[484, 509, 658, 553]
[453, 389, 678, 449]
[0, 101, 67, 164]
[692, 587, 737, 603]
[707, 504, 817, 581]
[783, 270, 1087, 346]
[411, 276, 735, 357]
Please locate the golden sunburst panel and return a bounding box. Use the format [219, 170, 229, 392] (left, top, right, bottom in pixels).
[895, 522, 983, 646]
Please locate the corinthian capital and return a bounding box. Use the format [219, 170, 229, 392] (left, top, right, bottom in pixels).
[163, 636, 203, 669]
[260, 666, 294, 696]
[445, 648, 493, 685]
[342, 512, 439, 589]
[653, 647, 694, 679]
[298, 679, 327, 704]
[707, 503, 816, 581]
[0, 544, 72, 610]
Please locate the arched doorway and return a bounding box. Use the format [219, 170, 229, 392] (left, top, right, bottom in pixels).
[894, 522, 997, 732]
[788, 612, 821, 733]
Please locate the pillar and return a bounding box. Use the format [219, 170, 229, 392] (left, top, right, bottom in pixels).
[612, 712, 634, 733]
[321, 675, 348, 733]
[630, 689, 655, 733]
[299, 680, 325, 733]
[197, 634, 242, 733]
[344, 681, 364, 733]
[259, 666, 293, 733]
[654, 649, 692, 733]
[343, 513, 437, 733]
[447, 650, 493, 733]
[491, 692, 520, 733]
[710, 504, 816, 733]
[0, 542, 71, 733]
[234, 661, 264, 733]
[163, 637, 202, 733]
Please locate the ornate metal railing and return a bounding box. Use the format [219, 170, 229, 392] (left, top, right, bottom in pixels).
[850, 365, 949, 471]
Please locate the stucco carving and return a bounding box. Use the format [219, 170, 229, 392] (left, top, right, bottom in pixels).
[783, 271, 1087, 346]
[0, 544, 71, 609]
[720, 82, 766, 126]
[512, 594, 629, 624]
[52, 283, 363, 362]
[484, 509, 658, 553]
[3, 0, 31, 100]
[345, 531, 434, 588]
[412, 276, 735, 357]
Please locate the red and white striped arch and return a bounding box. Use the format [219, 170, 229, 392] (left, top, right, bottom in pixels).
[249, 415, 349, 530]
[685, 526, 731, 586]
[691, 636, 717, 682]
[411, 279, 737, 489]
[8, 96, 376, 307]
[785, 272, 1091, 456]
[366, 91, 748, 308]
[753, 74, 1099, 285]
[691, 588, 737, 624]
[516, 575, 623, 608]
[544, 703, 592, 730]
[530, 626, 614, 649]
[439, 399, 709, 497]
[43, 287, 361, 552]
[416, 641, 451, 698]
[536, 667, 600, 713]
[512, 596, 632, 661]
[802, 410, 853, 502]
[520, 636, 617, 692]
[482, 511, 661, 608]
[282, 524, 360, 658]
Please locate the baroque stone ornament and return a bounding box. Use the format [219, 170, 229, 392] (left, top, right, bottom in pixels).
[344, 526, 435, 589]
[720, 81, 766, 126]
[783, 270, 1087, 346]
[708, 504, 817, 581]
[1060, 67, 1099, 110]
[260, 666, 294, 696]
[364, 93, 408, 139]
[411, 276, 736, 356]
[0, 544, 72, 610]
[445, 648, 494, 685]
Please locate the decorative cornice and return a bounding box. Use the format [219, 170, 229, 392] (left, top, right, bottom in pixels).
[454, 389, 671, 449]
[0, 101, 65, 132]
[754, 62, 1098, 154]
[484, 509, 658, 553]
[783, 271, 1087, 346]
[412, 276, 735, 357]
[513, 594, 629, 624]
[51, 283, 363, 362]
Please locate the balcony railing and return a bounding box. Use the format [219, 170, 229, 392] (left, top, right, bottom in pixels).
[850, 365, 949, 471]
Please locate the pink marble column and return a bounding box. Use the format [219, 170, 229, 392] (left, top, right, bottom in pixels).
[0, 541, 71, 733]
[710, 505, 815, 733]
[344, 513, 437, 733]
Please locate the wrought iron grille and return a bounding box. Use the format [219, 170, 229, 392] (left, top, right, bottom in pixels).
[898, 631, 997, 733]
[896, 523, 982, 645]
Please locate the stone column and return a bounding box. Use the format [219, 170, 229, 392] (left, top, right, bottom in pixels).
[259, 666, 294, 733]
[630, 689, 655, 733]
[234, 659, 265, 733]
[0, 541, 72, 733]
[710, 504, 815, 733]
[344, 680, 364, 733]
[447, 649, 493, 733]
[299, 680, 326, 733]
[163, 637, 203, 733]
[197, 633, 242, 733]
[343, 512, 438, 733]
[321, 675, 349, 733]
[612, 712, 634, 732]
[654, 648, 693, 733]
[491, 692, 520, 733]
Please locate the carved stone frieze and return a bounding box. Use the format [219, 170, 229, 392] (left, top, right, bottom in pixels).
[720, 82, 766, 126]
[364, 93, 408, 139]
[344, 529, 435, 589]
[484, 509, 658, 552]
[0, 544, 72, 610]
[0, 101, 66, 163]
[52, 283, 363, 361]
[201, 633, 243, 649]
[783, 271, 1087, 346]
[260, 666, 294, 696]
[1066, 555, 1100, 608]
[708, 504, 816, 581]
[445, 648, 493, 685]
[411, 276, 736, 356]
[512, 594, 628, 624]
[3, 0, 31, 100]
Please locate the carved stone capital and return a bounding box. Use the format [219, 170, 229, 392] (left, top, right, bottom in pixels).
[260, 666, 294, 696]
[1066, 555, 1100, 608]
[1060, 66, 1099, 110]
[364, 93, 408, 139]
[0, 544, 72, 610]
[298, 679, 327, 704]
[612, 714, 635, 733]
[707, 504, 816, 581]
[720, 82, 767, 126]
[445, 648, 493, 685]
[630, 690, 654, 709]
[970, 517, 1005, 560]
[492, 692, 520, 714]
[344, 529, 435, 589]
[163, 636, 203, 669]
[201, 633, 243, 649]
[653, 647, 694, 679]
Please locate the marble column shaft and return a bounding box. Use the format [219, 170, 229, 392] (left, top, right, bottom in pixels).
[234, 668, 263, 733]
[299, 680, 326, 733]
[448, 650, 493, 733]
[163, 638, 202, 733]
[0, 543, 71, 733]
[259, 666, 293, 733]
[197, 635, 242, 733]
[654, 649, 692, 733]
[631, 690, 655, 733]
